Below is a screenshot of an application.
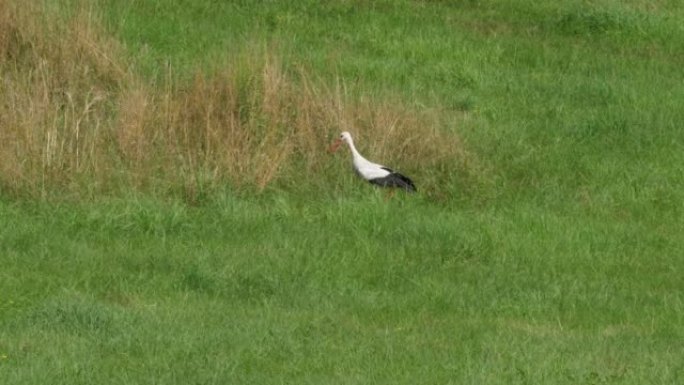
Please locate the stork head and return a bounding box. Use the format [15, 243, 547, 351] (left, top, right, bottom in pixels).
[328, 131, 353, 153]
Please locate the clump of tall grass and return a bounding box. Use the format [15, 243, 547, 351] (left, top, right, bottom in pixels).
[0, 0, 127, 197]
[0, 1, 474, 201]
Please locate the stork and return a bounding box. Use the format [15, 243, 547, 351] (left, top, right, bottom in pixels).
[329, 131, 416, 193]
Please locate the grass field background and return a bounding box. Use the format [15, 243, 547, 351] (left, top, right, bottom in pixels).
[1, 0, 683, 383]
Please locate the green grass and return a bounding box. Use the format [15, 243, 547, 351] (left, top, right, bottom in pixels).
[96, 0, 684, 204]
[2, 0, 684, 383]
[2, 195, 682, 384]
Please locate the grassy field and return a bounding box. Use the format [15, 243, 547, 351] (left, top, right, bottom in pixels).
[1, 0, 683, 383]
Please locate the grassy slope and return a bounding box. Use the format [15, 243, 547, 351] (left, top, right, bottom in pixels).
[2, 0, 684, 383]
[100, 0, 684, 209]
[2, 196, 682, 384]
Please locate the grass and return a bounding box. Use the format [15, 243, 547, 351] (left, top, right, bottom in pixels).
[0, 0, 473, 200]
[1, 0, 683, 383]
[1, 196, 682, 383]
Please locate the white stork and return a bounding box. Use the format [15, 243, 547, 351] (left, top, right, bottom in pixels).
[329, 131, 416, 193]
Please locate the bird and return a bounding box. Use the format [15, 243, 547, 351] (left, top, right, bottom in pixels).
[328, 131, 416, 193]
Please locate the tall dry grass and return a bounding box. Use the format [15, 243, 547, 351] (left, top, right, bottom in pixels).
[0, 0, 125, 196]
[0, 0, 473, 201]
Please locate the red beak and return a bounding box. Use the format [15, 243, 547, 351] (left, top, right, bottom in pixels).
[328, 138, 343, 153]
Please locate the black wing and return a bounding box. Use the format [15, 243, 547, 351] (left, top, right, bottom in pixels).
[391, 172, 417, 192]
[369, 172, 417, 192]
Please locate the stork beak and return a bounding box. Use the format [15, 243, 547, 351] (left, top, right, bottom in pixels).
[328, 138, 343, 153]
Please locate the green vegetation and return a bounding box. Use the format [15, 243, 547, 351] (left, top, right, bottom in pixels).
[1, 0, 683, 383]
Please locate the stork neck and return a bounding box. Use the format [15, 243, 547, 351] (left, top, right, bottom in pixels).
[346, 137, 365, 162]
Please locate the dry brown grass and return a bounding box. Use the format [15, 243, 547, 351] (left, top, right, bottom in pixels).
[0, 0, 125, 196]
[0, 0, 473, 201]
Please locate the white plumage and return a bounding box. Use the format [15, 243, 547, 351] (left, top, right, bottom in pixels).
[329, 131, 416, 192]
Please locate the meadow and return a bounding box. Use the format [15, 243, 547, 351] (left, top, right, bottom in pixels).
[1, 0, 683, 383]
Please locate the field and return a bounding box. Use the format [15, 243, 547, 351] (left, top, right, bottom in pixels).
[1, 0, 683, 383]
